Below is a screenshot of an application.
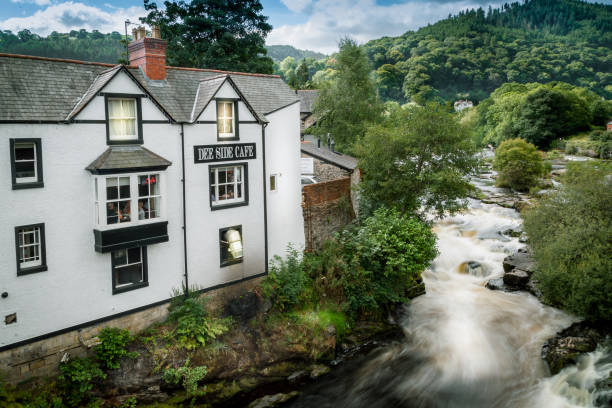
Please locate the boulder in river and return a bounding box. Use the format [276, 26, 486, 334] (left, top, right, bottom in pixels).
[485, 278, 505, 291]
[542, 321, 610, 375]
[503, 247, 536, 275]
[503, 269, 530, 288]
[248, 391, 299, 408]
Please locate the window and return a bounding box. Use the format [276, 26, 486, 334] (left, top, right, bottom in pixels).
[217, 100, 237, 140]
[95, 174, 164, 227]
[111, 247, 148, 294]
[10, 139, 43, 189]
[209, 164, 248, 209]
[106, 176, 131, 224]
[219, 226, 243, 266]
[269, 174, 278, 192]
[106, 96, 141, 144]
[15, 223, 47, 275]
[138, 174, 160, 220]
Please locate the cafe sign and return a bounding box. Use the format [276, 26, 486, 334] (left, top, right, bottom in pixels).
[194, 143, 256, 163]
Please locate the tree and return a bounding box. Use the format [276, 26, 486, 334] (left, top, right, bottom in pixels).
[523, 161, 612, 322]
[493, 138, 545, 191]
[310, 37, 383, 151]
[356, 103, 479, 218]
[141, 0, 274, 74]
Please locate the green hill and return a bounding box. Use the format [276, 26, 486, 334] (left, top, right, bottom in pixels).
[265, 45, 326, 62]
[364, 0, 612, 102]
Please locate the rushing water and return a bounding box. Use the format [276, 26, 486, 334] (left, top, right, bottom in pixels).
[283, 174, 611, 408]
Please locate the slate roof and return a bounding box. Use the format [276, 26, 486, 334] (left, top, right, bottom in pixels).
[86, 145, 172, 174]
[0, 53, 299, 123]
[296, 90, 319, 114]
[301, 142, 358, 171]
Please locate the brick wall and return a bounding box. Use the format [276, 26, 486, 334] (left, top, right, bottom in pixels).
[302, 178, 355, 251]
[0, 276, 262, 385]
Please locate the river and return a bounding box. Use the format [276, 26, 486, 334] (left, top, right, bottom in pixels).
[282, 166, 611, 408]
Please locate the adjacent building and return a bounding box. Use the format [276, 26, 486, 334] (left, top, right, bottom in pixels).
[0, 30, 304, 356]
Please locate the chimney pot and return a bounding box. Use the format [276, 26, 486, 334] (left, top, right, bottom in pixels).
[152, 26, 161, 39]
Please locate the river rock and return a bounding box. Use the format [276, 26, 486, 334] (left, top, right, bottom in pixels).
[310, 364, 331, 378]
[485, 278, 505, 291]
[542, 321, 609, 375]
[248, 391, 299, 408]
[287, 370, 308, 383]
[501, 227, 522, 238]
[503, 269, 530, 288]
[502, 248, 536, 275]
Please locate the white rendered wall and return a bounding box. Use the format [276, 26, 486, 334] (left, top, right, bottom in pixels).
[265, 102, 305, 259]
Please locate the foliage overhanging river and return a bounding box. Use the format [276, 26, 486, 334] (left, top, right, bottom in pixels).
[282, 168, 611, 408]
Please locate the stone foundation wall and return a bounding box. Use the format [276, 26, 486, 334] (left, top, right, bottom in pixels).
[301, 153, 350, 182]
[0, 276, 263, 385]
[302, 178, 355, 251]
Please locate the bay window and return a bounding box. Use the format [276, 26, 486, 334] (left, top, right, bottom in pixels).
[10, 138, 43, 189]
[15, 223, 47, 275]
[209, 164, 248, 209]
[219, 226, 243, 266]
[112, 246, 148, 294]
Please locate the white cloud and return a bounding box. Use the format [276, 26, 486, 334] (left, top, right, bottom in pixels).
[280, 0, 313, 13]
[1, 1, 146, 35]
[268, 0, 502, 54]
[11, 0, 52, 5]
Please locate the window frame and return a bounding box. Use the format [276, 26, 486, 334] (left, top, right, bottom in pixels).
[111, 246, 149, 294]
[216, 99, 240, 141]
[9, 138, 44, 190]
[219, 225, 243, 267]
[208, 162, 249, 210]
[14, 223, 47, 276]
[269, 174, 278, 192]
[105, 94, 143, 145]
[94, 172, 165, 229]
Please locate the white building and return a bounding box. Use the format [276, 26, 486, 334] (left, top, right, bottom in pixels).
[0, 32, 304, 351]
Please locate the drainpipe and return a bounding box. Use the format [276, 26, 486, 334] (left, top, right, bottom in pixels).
[262, 123, 269, 274]
[180, 123, 189, 297]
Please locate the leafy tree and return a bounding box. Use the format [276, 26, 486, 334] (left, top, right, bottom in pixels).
[356, 103, 479, 218]
[523, 162, 612, 322]
[141, 0, 274, 74]
[310, 37, 383, 151]
[493, 138, 545, 191]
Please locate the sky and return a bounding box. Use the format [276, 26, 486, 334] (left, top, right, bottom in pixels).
[1, 0, 611, 54]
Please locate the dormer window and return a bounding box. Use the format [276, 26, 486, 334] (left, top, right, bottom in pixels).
[106, 96, 142, 144]
[217, 100, 237, 140]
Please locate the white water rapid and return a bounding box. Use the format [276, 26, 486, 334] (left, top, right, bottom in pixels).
[284, 172, 610, 408]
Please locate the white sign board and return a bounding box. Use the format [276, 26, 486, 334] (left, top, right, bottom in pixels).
[301, 157, 314, 175]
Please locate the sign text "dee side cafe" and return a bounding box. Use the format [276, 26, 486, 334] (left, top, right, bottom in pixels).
[194, 143, 256, 163]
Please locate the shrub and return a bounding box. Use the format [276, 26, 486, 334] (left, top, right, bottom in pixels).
[493, 138, 545, 191]
[94, 327, 138, 370]
[58, 357, 106, 406]
[162, 358, 207, 397]
[167, 294, 231, 350]
[262, 246, 310, 311]
[588, 130, 610, 142]
[523, 161, 612, 322]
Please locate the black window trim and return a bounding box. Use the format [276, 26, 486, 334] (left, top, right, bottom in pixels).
[111, 246, 149, 295]
[208, 162, 249, 211]
[15, 223, 48, 276]
[105, 94, 144, 146]
[216, 98, 240, 141]
[9, 138, 44, 190]
[219, 225, 243, 267]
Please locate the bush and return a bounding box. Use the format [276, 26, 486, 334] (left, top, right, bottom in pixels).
[493, 138, 545, 191]
[94, 327, 138, 370]
[58, 357, 106, 406]
[162, 358, 207, 397]
[588, 130, 610, 142]
[262, 246, 310, 311]
[167, 294, 231, 350]
[523, 161, 612, 322]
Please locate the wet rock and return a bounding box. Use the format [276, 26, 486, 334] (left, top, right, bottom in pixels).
[518, 233, 528, 244]
[248, 391, 299, 408]
[459, 261, 484, 276]
[485, 278, 505, 291]
[503, 269, 529, 288]
[501, 227, 522, 238]
[526, 279, 543, 300]
[503, 248, 536, 275]
[542, 321, 609, 375]
[310, 364, 331, 379]
[287, 370, 308, 383]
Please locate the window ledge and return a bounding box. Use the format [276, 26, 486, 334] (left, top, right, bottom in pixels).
[17, 265, 48, 276]
[220, 258, 243, 268]
[113, 281, 149, 295]
[107, 139, 143, 146]
[12, 181, 44, 190]
[211, 201, 249, 211]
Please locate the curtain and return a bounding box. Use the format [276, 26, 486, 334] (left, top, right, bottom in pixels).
[109, 99, 136, 139]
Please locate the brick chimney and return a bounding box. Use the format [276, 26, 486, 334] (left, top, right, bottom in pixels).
[128, 26, 167, 80]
